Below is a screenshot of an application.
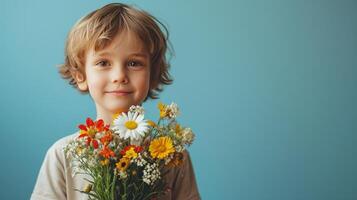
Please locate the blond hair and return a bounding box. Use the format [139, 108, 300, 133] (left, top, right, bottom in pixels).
[58, 3, 173, 100]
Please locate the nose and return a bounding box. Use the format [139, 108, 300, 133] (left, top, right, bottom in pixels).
[111, 64, 128, 84]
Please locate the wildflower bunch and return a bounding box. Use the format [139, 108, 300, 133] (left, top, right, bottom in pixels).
[64, 102, 195, 200]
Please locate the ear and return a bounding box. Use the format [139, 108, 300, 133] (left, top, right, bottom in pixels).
[73, 71, 88, 91]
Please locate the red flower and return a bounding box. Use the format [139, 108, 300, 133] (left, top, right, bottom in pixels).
[83, 137, 99, 149]
[78, 117, 109, 149]
[92, 139, 99, 149]
[120, 145, 143, 156]
[134, 146, 143, 153]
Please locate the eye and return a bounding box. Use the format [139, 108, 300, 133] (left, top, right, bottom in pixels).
[96, 60, 110, 67]
[127, 60, 144, 68]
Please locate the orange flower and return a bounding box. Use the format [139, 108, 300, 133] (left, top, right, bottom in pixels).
[167, 153, 184, 168]
[100, 146, 115, 159]
[100, 132, 113, 146]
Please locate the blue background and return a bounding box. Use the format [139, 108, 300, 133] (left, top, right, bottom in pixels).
[1, 0, 356, 199]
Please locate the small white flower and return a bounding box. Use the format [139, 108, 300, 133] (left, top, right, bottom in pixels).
[129, 105, 145, 115]
[164, 153, 174, 165]
[112, 111, 150, 141]
[133, 153, 147, 167]
[175, 145, 185, 153]
[167, 102, 180, 118]
[182, 128, 195, 145]
[118, 171, 128, 179]
[142, 163, 161, 185]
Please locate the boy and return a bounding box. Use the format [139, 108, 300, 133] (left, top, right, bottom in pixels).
[31, 3, 200, 200]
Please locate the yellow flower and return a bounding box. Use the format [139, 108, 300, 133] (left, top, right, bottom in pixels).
[76, 147, 83, 155]
[112, 112, 122, 123]
[175, 124, 183, 137]
[149, 136, 175, 159]
[147, 120, 156, 127]
[112, 109, 126, 123]
[158, 102, 167, 118]
[100, 159, 109, 166]
[124, 148, 138, 159]
[116, 157, 130, 172]
[84, 184, 92, 193]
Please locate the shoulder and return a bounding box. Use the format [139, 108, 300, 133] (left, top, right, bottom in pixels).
[47, 132, 78, 153]
[52, 132, 78, 148]
[163, 150, 201, 200]
[31, 132, 79, 200]
[177, 150, 196, 175]
[44, 132, 78, 164]
[182, 150, 192, 161]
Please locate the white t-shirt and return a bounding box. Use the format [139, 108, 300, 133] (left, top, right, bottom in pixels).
[31, 133, 201, 200]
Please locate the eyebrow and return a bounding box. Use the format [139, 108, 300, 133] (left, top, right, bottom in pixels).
[130, 53, 149, 58]
[96, 52, 149, 58]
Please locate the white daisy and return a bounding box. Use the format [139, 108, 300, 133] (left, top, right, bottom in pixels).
[112, 111, 149, 141]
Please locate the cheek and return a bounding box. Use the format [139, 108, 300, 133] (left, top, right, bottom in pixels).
[86, 72, 106, 95]
[143, 72, 151, 92]
[135, 72, 150, 94]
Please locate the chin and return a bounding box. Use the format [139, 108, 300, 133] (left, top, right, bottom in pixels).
[108, 104, 132, 113]
[105, 100, 142, 113]
[110, 106, 129, 113]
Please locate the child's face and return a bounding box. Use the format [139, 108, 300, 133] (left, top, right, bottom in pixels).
[78, 30, 151, 116]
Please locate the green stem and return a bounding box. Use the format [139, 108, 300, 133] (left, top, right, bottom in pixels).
[121, 179, 127, 200]
[110, 171, 116, 200]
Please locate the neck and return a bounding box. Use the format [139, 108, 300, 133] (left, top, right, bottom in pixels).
[95, 104, 128, 125]
[96, 112, 114, 125]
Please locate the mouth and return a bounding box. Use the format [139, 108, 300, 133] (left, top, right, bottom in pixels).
[106, 90, 133, 96]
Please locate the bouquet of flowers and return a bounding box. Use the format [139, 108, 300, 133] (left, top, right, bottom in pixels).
[64, 102, 195, 200]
